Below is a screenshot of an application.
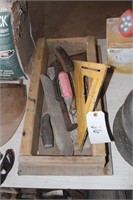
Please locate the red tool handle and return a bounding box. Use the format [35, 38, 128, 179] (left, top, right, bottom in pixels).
[58, 71, 73, 99]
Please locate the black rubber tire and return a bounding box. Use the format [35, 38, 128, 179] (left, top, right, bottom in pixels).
[113, 106, 133, 166]
[122, 90, 133, 141]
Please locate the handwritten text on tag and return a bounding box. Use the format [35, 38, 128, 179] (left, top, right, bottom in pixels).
[86, 111, 111, 144]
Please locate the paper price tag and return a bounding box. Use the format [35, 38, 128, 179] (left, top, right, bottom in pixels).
[86, 111, 111, 144]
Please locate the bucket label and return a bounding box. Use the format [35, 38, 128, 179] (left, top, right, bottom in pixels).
[0, 11, 26, 79]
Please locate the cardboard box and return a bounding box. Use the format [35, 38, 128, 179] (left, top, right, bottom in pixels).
[107, 18, 133, 73]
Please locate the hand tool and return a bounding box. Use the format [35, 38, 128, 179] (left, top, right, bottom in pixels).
[54, 46, 74, 72]
[73, 60, 109, 151]
[53, 63, 77, 131]
[58, 71, 73, 106]
[40, 74, 74, 155]
[54, 46, 75, 99]
[59, 96, 77, 132]
[40, 113, 54, 148]
[51, 46, 76, 110]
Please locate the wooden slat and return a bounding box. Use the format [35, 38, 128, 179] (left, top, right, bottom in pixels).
[47, 37, 88, 54]
[47, 36, 93, 64]
[20, 38, 48, 155]
[86, 36, 97, 62]
[86, 36, 106, 156]
[19, 156, 105, 176]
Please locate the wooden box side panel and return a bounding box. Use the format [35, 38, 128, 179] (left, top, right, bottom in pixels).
[47, 37, 89, 54]
[20, 38, 48, 156]
[19, 156, 106, 176]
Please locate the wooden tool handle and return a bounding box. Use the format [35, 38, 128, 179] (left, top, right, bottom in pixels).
[60, 97, 77, 132]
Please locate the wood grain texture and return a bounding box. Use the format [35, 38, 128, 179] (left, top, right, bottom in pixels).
[12, 1, 35, 72]
[47, 37, 88, 54]
[19, 155, 105, 175]
[86, 36, 106, 156]
[20, 38, 48, 155]
[86, 36, 97, 62]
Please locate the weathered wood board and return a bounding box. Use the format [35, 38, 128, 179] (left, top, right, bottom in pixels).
[19, 156, 105, 176]
[20, 38, 48, 155]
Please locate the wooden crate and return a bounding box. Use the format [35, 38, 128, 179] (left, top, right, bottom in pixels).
[19, 36, 112, 176]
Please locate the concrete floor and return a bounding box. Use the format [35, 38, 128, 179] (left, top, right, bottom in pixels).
[28, 1, 132, 41]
